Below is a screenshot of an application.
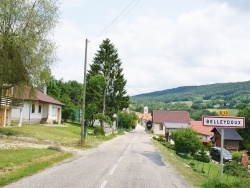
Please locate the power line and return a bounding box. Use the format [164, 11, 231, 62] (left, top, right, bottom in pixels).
[90, 0, 141, 41]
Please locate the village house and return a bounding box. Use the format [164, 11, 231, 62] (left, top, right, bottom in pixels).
[191, 120, 214, 146]
[11, 87, 64, 125]
[211, 128, 243, 150]
[152, 110, 190, 143]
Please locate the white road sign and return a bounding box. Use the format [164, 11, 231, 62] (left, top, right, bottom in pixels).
[202, 116, 245, 128]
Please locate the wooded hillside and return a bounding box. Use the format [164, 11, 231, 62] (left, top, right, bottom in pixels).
[132, 81, 250, 104]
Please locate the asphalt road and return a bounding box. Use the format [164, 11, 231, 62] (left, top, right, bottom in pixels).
[5, 125, 193, 188]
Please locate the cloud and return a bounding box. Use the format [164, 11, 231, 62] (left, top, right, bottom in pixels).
[53, 1, 250, 96]
[101, 3, 250, 95]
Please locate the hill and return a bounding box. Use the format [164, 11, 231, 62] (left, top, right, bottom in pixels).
[131, 81, 250, 103]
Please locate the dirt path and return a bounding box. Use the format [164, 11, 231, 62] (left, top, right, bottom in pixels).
[0, 137, 84, 154]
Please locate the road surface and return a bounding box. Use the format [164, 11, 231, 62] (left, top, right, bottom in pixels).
[5, 125, 193, 188]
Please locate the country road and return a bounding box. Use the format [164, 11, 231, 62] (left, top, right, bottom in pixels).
[4, 125, 193, 188]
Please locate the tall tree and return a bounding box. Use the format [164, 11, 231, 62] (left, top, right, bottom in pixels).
[0, 0, 59, 93]
[237, 105, 250, 150]
[85, 74, 107, 126]
[87, 39, 129, 118]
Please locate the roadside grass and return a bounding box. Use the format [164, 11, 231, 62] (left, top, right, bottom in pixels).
[0, 149, 73, 187]
[151, 139, 249, 187]
[152, 139, 206, 187]
[0, 123, 117, 148]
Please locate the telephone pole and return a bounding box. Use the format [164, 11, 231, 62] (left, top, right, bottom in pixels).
[81, 38, 88, 145]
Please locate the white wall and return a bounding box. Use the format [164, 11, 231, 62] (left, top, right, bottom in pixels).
[153, 123, 165, 135]
[11, 101, 60, 124]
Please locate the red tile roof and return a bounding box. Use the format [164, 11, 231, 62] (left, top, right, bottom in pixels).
[153, 110, 190, 124]
[191, 121, 213, 136]
[14, 87, 64, 106]
[36, 90, 64, 105]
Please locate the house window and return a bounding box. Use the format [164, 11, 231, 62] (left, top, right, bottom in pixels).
[159, 123, 163, 130]
[31, 103, 35, 113]
[52, 107, 57, 117]
[38, 105, 42, 113]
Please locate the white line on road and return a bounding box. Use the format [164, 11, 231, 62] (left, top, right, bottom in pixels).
[118, 156, 124, 162]
[109, 164, 118, 175]
[100, 180, 108, 188]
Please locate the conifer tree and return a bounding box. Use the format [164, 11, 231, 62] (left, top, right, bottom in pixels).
[87, 39, 129, 118]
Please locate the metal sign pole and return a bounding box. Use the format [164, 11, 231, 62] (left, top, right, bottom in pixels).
[220, 128, 224, 179]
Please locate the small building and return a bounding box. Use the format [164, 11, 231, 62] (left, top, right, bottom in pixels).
[211, 128, 243, 150]
[11, 87, 64, 125]
[152, 110, 190, 138]
[191, 121, 214, 146]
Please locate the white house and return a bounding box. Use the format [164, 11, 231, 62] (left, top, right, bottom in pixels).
[152, 110, 190, 135]
[11, 88, 64, 125]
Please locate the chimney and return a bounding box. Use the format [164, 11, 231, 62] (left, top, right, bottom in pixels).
[43, 84, 47, 95]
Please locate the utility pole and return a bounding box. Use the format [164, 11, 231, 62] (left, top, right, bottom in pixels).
[81, 38, 88, 145]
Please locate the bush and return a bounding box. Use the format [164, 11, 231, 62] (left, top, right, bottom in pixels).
[224, 161, 248, 178]
[93, 127, 105, 136]
[194, 150, 210, 163]
[202, 178, 250, 188]
[232, 151, 242, 162]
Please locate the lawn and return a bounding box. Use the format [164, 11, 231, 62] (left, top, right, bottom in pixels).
[0, 123, 116, 148]
[0, 148, 73, 187]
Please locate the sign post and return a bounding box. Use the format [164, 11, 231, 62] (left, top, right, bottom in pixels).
[202, 115, 245, 179]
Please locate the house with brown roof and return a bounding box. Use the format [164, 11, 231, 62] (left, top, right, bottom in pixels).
[11, 87, 64, 125]
[191, 121, 214, 145]
[152, 110, 190, 142]
[211, 128, 243, 150]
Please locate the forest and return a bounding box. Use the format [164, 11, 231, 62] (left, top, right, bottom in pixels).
[130, 81, 250, 120]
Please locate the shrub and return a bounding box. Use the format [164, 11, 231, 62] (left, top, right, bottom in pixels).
[232, 151, 242, 162]
[93, 127, 105, 136]
[224, 161, 248, 178]
[202, 178, 250, 188]
[194, 149, 210, 163]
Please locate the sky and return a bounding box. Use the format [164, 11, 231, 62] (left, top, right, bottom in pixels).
[52, 0, 250, 96]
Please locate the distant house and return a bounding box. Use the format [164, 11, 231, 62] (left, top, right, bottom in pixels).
[152, 110, 190, 142]
[11, 87, 64, 125]
[211, 128, 243, 150]
[191, 121, 214, 146]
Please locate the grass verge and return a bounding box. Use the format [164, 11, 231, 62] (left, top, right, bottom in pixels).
[152, 139, 206, 187]
[0, 123, 117, 148]
[152, 139, 250, 187]
[0, 148, 73, 187]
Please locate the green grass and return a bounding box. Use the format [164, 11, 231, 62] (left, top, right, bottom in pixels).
[151, 140, 249, 187]
[0, 123, 116, 148]
[0, 149, 73, 187]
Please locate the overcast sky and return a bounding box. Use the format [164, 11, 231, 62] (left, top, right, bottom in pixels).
[52, 0, 250, 96]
